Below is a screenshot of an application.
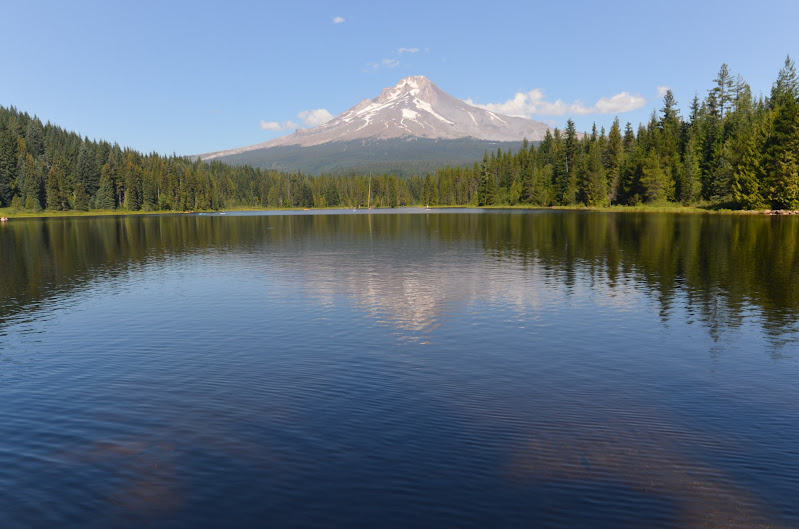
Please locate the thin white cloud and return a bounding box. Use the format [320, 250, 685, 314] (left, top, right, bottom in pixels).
[398, 47, 419, 54]
[261, 108, 335, 132]
[333, 16, 345, 24]
[298, 108, 334, 126]
[657, 86, 670, 98]
[260, 120, 283, 131]
[366, 57, 402, 71]
[594, 92, 647, 114]
[464, 89, 646, 117]
[260, 120, 299, 132]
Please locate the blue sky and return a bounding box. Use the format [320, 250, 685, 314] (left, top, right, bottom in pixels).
[1, 0, 797, 155]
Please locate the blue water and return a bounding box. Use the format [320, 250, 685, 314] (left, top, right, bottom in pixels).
[0, 210, 797, 528]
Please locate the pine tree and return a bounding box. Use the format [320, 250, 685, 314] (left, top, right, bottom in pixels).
[19, 151, 40, 210]
[733, 74, 754, 115]
[46, 156, 68, 211]
[732, 111, 771, 209]
[711, 63, 735, 119]
[0, 122, 18, 206]
[708, 138, 734, 201]
[123, 159, 143, 211]
[622, 122, 636, 151]
[582, 139, 607, 206]
[770, 150, 799, 209]
[764, 56, 799, 209]
[605, 118, 624, 204]
[560, 119, 578, 205]
[771, 55, 798, 105]
[94, 164, 116, 209]
[640, 149, 672, 203]
[659, 90, 682, 201]
[73, 181, 89, 210]
[24, 118, 44, 157]
[75, 143, 100, 197]
[477, 152, 496, 206]
[680, 131, 702, 204]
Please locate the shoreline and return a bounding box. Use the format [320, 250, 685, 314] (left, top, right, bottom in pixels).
[2, 204, 798, 220]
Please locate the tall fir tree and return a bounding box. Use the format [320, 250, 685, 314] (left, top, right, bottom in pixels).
[604, 118, 624, 204]
[732, 111, 771, 209]
[711, 63, 735, 119]
[764, 56, 799, 209]
[46, 156, 68, 211]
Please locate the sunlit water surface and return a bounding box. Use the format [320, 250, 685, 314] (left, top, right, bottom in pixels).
[1, 209, 797, 528]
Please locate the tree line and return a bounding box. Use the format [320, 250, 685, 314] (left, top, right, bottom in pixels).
[1, 57, 797, 212]
[468, 56, 799, 210]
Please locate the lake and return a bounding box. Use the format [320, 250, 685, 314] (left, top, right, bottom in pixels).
[1, 209, 797, 528]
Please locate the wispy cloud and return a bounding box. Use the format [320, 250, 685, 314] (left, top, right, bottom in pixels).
[366, 58, 400, 70]
[464, 89, 646, 117]
[593, 92, 647, 114]
[260, 120, 299, 131]
[657, 86, 670, 98]
[261, 108, 335, 132]
[297, 108, 334, 126]
[397, 47, 419, 54]
[333, 16, 345, 24]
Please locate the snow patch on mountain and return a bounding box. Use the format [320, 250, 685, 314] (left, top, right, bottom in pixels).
[199, 76, 552, 161]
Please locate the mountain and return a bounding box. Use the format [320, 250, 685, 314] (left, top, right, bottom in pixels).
[198, 76, 552, 174]
[209, 137, 528, 178]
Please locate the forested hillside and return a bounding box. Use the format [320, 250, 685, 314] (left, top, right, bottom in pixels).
[204, 137, 526, 178]
[1, 58, 798, 212]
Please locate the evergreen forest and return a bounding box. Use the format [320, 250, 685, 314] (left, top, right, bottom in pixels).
[1, 57, 798, 213]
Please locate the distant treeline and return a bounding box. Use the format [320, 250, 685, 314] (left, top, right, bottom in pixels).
[1, 57, 798, 212]
[213, 137, 527, 177]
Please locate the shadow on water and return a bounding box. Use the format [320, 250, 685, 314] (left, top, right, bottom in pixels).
[30, 378, 792, 529]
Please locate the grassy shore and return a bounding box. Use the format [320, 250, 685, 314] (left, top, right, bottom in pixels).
[0, 203, 786, 220]
[0, 208, 184, 219]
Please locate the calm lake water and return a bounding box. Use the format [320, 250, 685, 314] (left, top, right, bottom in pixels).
[1, 209, 798, 528]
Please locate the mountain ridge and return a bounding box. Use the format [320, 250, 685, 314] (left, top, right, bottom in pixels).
[198, 76, 550, 164]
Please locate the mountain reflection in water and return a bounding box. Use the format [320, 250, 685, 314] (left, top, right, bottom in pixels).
[2, 210, 797, 347]
[0, 210, 797, 529]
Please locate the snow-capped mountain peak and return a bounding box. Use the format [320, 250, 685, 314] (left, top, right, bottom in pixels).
[200, 76, 551, 160]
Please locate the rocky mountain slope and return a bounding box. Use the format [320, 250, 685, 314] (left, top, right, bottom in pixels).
[199, 76, 551, 172]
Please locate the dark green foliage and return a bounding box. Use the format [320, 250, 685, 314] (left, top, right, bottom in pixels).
[0, 120, 18, 206]
[73, 181, 90, 211]
[46, 156, 69, 211]
[680, 132, 702, 204]
[477, 152, 496, 205]
[605, 118, 623, 204]
[581, 139, 607, 206]
[95, 171, 116, 210]
[75, 143, 100, 196]
[640, 150, 672, 202]
[560, 119, 579, 205]
[17, 148, 41, 210]
[2, 57, 798, 213]
[25, 118, 44, 157]
[763, 56, 799, 209]
[216, 137, 526, 177]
